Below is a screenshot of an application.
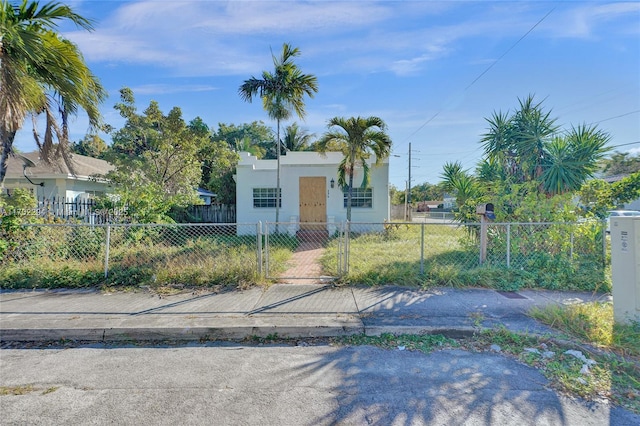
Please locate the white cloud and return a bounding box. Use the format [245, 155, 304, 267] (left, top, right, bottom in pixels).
[544, 2, 640, 39]
[627, 147, 640, 156]
[66, 1, 532, 78]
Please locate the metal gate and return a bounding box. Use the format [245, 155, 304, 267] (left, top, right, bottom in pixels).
[263, 222, 348, 282]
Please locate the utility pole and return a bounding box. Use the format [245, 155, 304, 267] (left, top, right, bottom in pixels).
[407, 142, 412, 221]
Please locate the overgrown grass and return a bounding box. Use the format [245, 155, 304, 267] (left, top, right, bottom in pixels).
[529, 302, 640, 358]
[468, 327, 640, 414]
[0, 233, 269, 290]
[1, 221, 609, 291]
[489, 301, 640, 412]
[338, 332, 458, 353]
[322, 223, 609, 292]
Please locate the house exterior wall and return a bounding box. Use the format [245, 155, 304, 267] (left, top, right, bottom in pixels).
[3, 176, 110, 200]
[235, 151, 390, 234]
[2, 152, 113, 201]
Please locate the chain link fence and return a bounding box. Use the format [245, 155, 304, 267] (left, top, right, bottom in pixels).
[0, 223, 261, 288]
[342, 221, 607, 289]
[0, 220, 608, 291]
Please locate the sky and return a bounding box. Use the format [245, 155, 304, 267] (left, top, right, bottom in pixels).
[12, 0, 640, 189]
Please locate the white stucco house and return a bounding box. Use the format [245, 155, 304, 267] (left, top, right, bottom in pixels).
[235, 151, 390, 234]
[2, 151, 113, 200]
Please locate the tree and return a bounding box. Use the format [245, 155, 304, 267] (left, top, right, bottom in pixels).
[282, 123, 314, 152]
[510, 95, 559, 181]
[238, 43, 318, 225]
[579, 172, 640, 217]
[479, 95, 609, 196]
[411, 182, 446, 204]
[600, 151, 640, 177]
[440, 161, 467, 194]
[199, 136, 239, 206]
[215, 121, 274, 158]
[200, 139, 238, 205]
[316, 116, 392, 221]
[70, 133, 108, 158]
[480, 95, 559, 185]
[0, 0, 105, 186]
[541, 124, 609, 195]
[105, 88, 205, 222]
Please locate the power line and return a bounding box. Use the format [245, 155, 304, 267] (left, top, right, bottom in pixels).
[465, 8, 555, 90]
[610, 141, 640, 149]
[554, 109, 640, 137]
[397, 7, 555, 148]
[592, 110, 640, 125]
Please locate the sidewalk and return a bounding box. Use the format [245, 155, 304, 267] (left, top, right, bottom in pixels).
[0, 284, 610, 343]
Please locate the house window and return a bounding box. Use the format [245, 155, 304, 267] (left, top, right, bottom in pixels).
[343, 188, 373, 208]
[253, 188, 281, 208]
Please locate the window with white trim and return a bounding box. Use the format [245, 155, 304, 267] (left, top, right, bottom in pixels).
[253, 188, 281, 208]
[343, 188, 372, 208]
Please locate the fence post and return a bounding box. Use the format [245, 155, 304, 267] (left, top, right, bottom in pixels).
[345, 221, 350, 275]
[337, 222, 343, 276]
[420, 223, 425, 274]
[570, 230, 574, 259]
[256, 222, 263, 277]
[479, 216, 488, 265]
[602, 220, 607, 266]
[265, 223, 270, 278]
[506, 223, 511, 268]
[104, 225, 111, 278]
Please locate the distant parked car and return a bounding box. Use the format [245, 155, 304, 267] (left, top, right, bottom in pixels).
[607, 210, 640, 233]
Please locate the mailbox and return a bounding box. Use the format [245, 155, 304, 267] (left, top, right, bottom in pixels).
[476, 203, 494, 215]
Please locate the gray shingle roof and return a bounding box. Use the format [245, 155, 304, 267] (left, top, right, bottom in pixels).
[5, 151, 113, 179]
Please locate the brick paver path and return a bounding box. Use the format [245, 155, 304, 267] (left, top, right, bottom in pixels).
[279, 231, 332, 284]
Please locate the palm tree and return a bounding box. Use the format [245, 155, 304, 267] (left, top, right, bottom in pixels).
[238, 43, 318, 226]
[480, 95, 559, 184]
[439, 161, 479, 215]
[282, 123, 314, 152]
[0, 0, 105, 186]
[511, 95, 559, 181]
[316, 116, 392, 221]
[440, 161, 466, 193]
[542, 124, 609, 195]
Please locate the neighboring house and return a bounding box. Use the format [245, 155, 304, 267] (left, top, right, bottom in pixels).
[235, 151, 389, 234]
[2, 151, 113, 201]
[417, 201, 443, 211]
[196, 188, 216, 206]
[442, 194, 456, 210]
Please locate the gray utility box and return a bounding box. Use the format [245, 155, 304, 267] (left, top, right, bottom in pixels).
[610, 216, 640, 324]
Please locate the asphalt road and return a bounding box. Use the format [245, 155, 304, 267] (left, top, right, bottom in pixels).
[1, 343, 638, 425]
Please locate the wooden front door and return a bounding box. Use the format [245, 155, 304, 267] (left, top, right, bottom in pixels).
[299, 177, 326, 228]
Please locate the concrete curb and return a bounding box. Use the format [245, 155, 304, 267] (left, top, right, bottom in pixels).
[0, 317, 367, 343]
[2, 325, 487, 343]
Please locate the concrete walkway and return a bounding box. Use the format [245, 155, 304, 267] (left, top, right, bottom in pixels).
[0, 285, 610, 343]
[278, 241, 329, 284]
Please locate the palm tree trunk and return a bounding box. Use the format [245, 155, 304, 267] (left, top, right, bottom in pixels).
[347, 146, 356, 222]
[0, 130, 16, 188]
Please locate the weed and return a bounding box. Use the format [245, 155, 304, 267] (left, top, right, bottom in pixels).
[42, 387, 59, 395]
[468, 311, 484, 328]
[464, 325, 640, 414]
[530, 302, 640, 358]
[337, 333, 458, 354]
[0, 385, 37, 395]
